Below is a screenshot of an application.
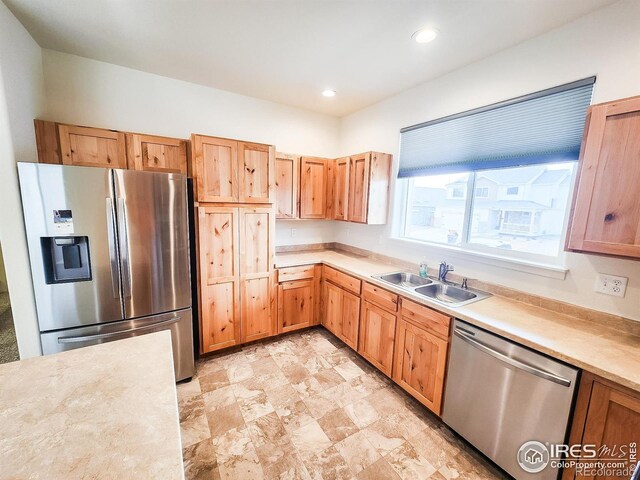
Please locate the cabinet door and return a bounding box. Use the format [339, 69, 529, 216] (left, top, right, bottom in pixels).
[348, 153, 370, 223]
[275, 153, 299, 218]
[567, 96, 640, 258]
[278, 279, 314, 334]
[240, 207, 275, 342]
[126, 133, 187, 174]
[333, 157, 350, 221]
[323, 281, 343, 337]
[341, 289, 360, 350]
[58, 124, 127, 168]
[192, 135, 238, 202]
[238, 142, 274, 203]
[300, 157, 327, 219]
[393, 318, 448, 414]
[358, 301, 396, 376]
[198, 206, 240, 353]
[581, 382, 640, 479]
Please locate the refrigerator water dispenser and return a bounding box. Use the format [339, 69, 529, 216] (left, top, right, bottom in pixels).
[40, 236, 92, 283]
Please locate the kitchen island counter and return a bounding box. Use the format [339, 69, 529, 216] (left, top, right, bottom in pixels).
[0, 331, 183, 479]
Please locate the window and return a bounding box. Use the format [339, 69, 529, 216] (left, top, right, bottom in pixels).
[506, 186, 519, 195]
[475, 187, 489, 198]
[403, 162, 576, 257]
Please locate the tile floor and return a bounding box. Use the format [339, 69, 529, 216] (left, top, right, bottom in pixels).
[177, 327, 507, 480]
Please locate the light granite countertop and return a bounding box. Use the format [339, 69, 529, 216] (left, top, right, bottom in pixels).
[0, 331, 184, 480]
[276, 250, 640, 393]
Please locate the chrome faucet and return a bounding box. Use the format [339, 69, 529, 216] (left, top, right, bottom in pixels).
[438, 261, 454, 283]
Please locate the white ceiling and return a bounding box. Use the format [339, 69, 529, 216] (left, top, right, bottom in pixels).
[4, 0, 616, 117]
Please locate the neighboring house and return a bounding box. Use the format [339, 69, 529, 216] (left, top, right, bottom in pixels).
[410, 166, 572, 238]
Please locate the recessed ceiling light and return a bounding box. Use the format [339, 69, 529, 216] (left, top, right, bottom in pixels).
[322, 89, 336, 98]
[412, 27, 439, 44]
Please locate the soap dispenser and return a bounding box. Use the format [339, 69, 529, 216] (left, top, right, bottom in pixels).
[419, 258, 428, 278]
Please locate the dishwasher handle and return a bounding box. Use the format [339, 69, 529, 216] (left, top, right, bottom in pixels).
[454, 328, 572, 387]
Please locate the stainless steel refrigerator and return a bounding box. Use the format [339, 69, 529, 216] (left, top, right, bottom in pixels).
[18, 163, 195, 381]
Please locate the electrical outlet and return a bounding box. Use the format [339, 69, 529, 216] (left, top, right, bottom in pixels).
[594, 273, 628, 298]
[290, 228, 297, 238]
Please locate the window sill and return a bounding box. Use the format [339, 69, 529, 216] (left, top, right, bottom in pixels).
[388, 237, 569, 280]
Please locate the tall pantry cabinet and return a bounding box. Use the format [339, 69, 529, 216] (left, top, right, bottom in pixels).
[192, 134, 276, 353]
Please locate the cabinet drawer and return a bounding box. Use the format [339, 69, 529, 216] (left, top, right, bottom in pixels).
[278, 265, 315, 282]
[323, 266, 361, 295]
[400, 299, 451, 340]
[362, 282, 398, 312]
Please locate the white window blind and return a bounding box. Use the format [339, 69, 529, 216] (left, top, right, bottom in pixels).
[398, 77, 595, 178]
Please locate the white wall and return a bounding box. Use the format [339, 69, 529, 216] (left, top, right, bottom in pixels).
[0, 0, 45, 357]
[41, 49, 340, 251]
[337, 0, 640, 321]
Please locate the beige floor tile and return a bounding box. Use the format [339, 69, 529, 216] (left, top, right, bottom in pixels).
[247, 411, 288, 447]
[385, 442, 437, 480]
[218, 450, 264, 480]
[265, 383, 300, 409]
[335, 431, 382, 475]
[203, 385, 236, 412]
[179, 393, 206, 423]
[302, 445, 354, 480]
[183, 438, 220, 480]
[264, 451, 312, 480]
[181, 414, 212, 449]
[199, 370, 230, 394]
[177, 377, 202, 400]
[343, 398, 380, 429]
[206, 402, 245, 437]
[349, 373, 388, 397]
[239, 392, 275, 423]
[318, 408, 359, 443]
[303, 392, 340, 419]
[406, 426, 461, 470]
[242, 344, 272, 362]
[277, 399, 316, 432]
[362, 419, 406, 456]
[231, 378, 265, 400]
[325, 348, 355, 367]
[289, 420, 333, 457]
[281, 363, 312, 384]
[314, 367, 346, 390]
[250, 356, 280, 377]
[272, 351, 300, 369]
[227, 363, 254, 383]
[301, 354, 333, 374]
[357, 458, 401, 480]
[367, 387, 408, 417]
[211, 427, 252, 464]
[292, 376, 325, 398]
[322, 381, 363, 407]
[335, 360, 365, 381]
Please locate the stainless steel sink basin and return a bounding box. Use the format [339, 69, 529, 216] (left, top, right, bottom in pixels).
[377, 272, 432, 288]
[373, 271, 490, 307]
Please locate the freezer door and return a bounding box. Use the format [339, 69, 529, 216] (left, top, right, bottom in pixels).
[113, 169, 191, 318]
[18, 163, 124, 331]
[40, 308, 195, 381]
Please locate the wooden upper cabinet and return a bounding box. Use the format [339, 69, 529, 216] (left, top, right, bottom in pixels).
[125, 133, 187, 174]
[393, 316, 448, 415]
[567, 95, 640, 259]
[334, 157, 350, 221]
[58, 124, 127, 168]
[348, 153, 370, 223]
[239, 207, 275, 343]
[239, 142, 274, 203]
[192, 135, 238, 202]
[275, 153, 300, 218]
[197, 206, 241, 353]
[300, 157, 327, 219]
[34, 120, 61, 165]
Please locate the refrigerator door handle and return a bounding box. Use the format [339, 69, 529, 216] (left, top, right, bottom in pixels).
[105, 198, 120, 298]
[117, 197, 132, 298]
[57, 316, 181, 344]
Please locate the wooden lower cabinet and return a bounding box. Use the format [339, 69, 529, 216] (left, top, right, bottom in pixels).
[392, 317, 449, 415]
[563, 373, 640, 480]
[322, 280, 360, 349]
[278, 279, 314, 333]
[197, 205, 274, 353]
[358, 300, 397, 376]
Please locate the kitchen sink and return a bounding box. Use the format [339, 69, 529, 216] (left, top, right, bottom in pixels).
[377, 272, 432, 288]
[414, 283, 487, 306]
[374, 271, 490, 307]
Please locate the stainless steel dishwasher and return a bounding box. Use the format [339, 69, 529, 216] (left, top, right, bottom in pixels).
[442, 319, 579, 480]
